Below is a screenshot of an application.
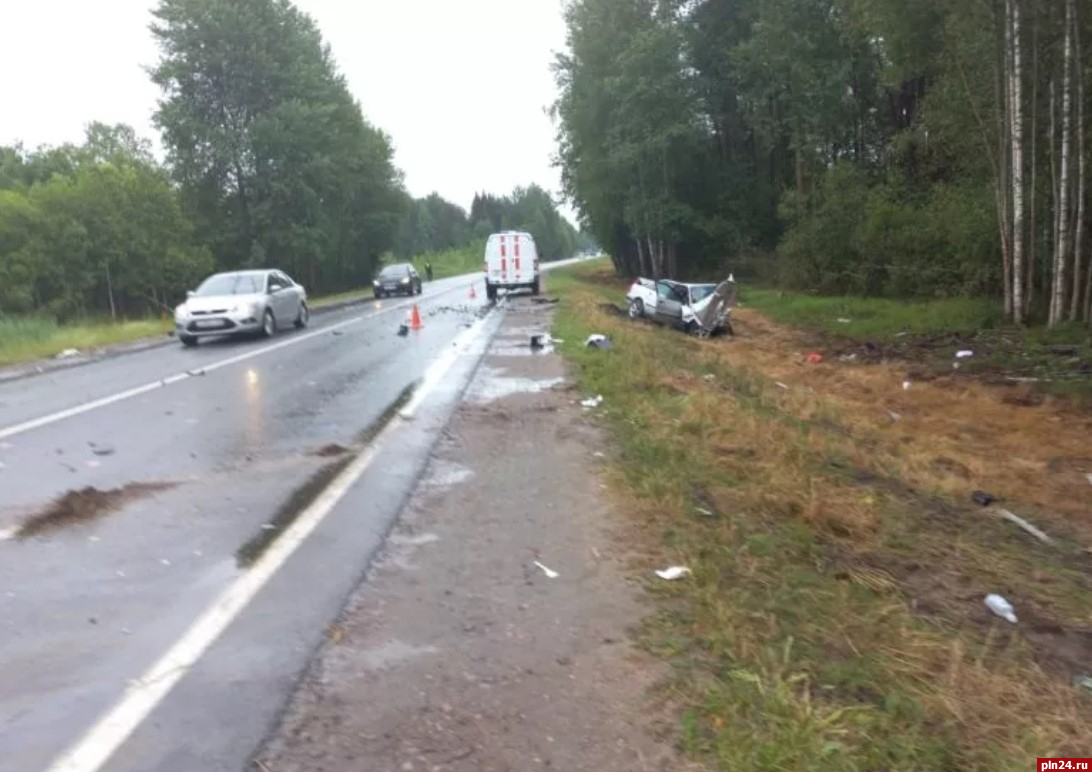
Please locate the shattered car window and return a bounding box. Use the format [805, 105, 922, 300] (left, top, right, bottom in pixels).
[689, 284, 717, 304]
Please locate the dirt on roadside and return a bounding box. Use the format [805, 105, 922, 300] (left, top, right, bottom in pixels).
[256, 300, 685, 772]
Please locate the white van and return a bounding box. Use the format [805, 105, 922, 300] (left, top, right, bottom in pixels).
[483, 231, 540, 300]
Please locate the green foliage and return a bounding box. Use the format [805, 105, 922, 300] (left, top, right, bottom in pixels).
[552, 0, 1066, 305]
[149, 0, 404, 295]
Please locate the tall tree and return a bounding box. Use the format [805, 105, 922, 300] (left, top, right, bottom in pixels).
[149, 0, 405, 293]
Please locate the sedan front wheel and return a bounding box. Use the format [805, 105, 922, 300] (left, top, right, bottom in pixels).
[628, 298, 644, 320]
[261, 308, 276, 338]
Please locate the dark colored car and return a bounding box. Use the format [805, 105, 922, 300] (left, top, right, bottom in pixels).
[373, 263, 423, 298]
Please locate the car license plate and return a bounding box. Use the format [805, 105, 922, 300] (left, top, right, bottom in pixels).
[194, 320, 221, 329]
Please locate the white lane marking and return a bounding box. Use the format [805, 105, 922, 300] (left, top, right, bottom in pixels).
[399, 314, 492, 420]
[45, 312, 494, 772]
[0, 289, 463, 443]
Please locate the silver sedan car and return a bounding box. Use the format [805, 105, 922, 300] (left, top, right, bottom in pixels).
[174, 269, 309, 347]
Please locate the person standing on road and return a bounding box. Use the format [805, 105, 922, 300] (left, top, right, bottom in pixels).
[425, 261, 434, 282]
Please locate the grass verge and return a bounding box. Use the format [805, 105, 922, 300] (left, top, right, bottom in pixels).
[549, 262, 1092, 770]
[411, 241, 485, 280]
[744, 288, 1092, 401]
[0, 317, 172, 368]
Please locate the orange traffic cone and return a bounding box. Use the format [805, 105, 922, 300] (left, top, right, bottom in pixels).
[469, 283, 477, 300]
[409, 302, 424, 331]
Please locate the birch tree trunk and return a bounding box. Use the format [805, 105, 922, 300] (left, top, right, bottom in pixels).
[1027, 7, 1039, 317]
[1051, 0, 1074, 326]
[1070, 0, 1086, 320]
[1011, 0, 1026, 323]
[1000, 1, 1014, 319]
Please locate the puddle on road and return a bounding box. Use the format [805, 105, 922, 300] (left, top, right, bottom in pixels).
[466, 365, 565, 404]
[419, 459, 474, 490]
[358, 639, 439, 671]
[15, 482, 178, 540]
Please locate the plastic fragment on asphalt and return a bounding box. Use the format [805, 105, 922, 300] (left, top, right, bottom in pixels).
[656, 566, 692, 581]
[984, 593, 1017, 623]
[533, 561, 559, 579]
[995, 508, 1053, 544]
[90, 442, 115, 456]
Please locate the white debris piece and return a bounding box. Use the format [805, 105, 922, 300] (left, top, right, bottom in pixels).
[902, 381, 912, 391]
[774, 382, 789, 390]
[580, 394, 604, 408]
[837, 318, 852, 324]
[984, 593, 1017, 624]
[655, 566, 692, 581]
[955, 350, 974, 359]
[56, 348, 80, 359]
[995, 509, 1053, 544]
[1086, 473, 1092, 487]
[533, 561, 559, 579]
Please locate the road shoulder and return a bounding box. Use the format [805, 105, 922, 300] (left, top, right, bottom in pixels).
[257, 298, 680, 771]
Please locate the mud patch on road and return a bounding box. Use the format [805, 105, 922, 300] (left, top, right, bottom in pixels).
[236, 456, 354, 568]
[238, 385, 419, 568]
[310, 443, 350, 458]
[16, 482, 177, 539]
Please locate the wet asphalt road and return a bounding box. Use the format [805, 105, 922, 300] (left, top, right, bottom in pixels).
[0, 264, 583, 772]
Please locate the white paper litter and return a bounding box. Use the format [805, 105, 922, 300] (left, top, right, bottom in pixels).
[902, 381, 912, 391]
[837, 318, 852, 324]
[580, 394, 604, 408]
[56, 348, 80, 359]
[955, 350, 974, 359]
[984, 593, 1017, 624]
[655, 566, 692, 581]
[533, 561, 559, 579]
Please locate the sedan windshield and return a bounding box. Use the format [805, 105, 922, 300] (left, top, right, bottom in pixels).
[378, 265, 410, 280]
[195, 273, 264, 296]
[689, 284, 718, 304]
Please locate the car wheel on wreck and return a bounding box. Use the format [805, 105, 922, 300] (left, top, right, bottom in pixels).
[627, 298, 644, 320]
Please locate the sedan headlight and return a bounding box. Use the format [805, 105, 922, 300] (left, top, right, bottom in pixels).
[401, 276, 410, 284]
[175, 304, 189, 319]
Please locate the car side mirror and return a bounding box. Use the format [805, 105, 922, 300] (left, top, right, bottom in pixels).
[186, 290, 195, 299]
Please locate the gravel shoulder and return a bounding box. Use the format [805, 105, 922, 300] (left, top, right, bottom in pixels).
[256, 298, 682, 772]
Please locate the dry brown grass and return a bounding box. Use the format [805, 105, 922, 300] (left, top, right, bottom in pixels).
[551, 265, 1092, 769]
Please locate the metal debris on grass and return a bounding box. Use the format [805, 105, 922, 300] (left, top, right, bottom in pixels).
[580, 395, 604, 408]
[995, 508, 1053, 544]
[984, 593, 1017, 623]
[655, 566, 692, 581]
[586, 334, 614, 349]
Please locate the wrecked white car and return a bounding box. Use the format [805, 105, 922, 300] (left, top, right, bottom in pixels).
[625, 276, 737, 336]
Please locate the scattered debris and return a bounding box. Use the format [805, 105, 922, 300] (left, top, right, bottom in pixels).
[955, 350, 974, 359]
[805, 352, 823, 364]
[838, 353, 858, 363]
[902, 380, 912, 391]
[836, 318, 852, 324]
[984, 593, 1017, 624]
[995, 508, 1053, 544]
[586, 334, 614, 350]
[1073, 675, 1092, 695]
[533, 560, 559, 579]
[186, 368, 206, 377]
[56, 348, 80, 359]
[655, 566, 692, 581]
[702, 374, 716, 381]
[396, 324, 409, 337]
[971, 490, 996, 507]
[1086, 473, 1092, 487]
[774, 382, 789, 390]
[886, 410, 902, 422]
[580, 395, 604, 408]
[598, 302, 627, 318]
[694, 506, 714, 518]
[13, 482, 177, 539]
[331, 330, 344, 337]
[89, 442, 115, 457]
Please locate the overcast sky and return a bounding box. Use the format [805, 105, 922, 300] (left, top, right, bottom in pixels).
[0, 0, 573, 218]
